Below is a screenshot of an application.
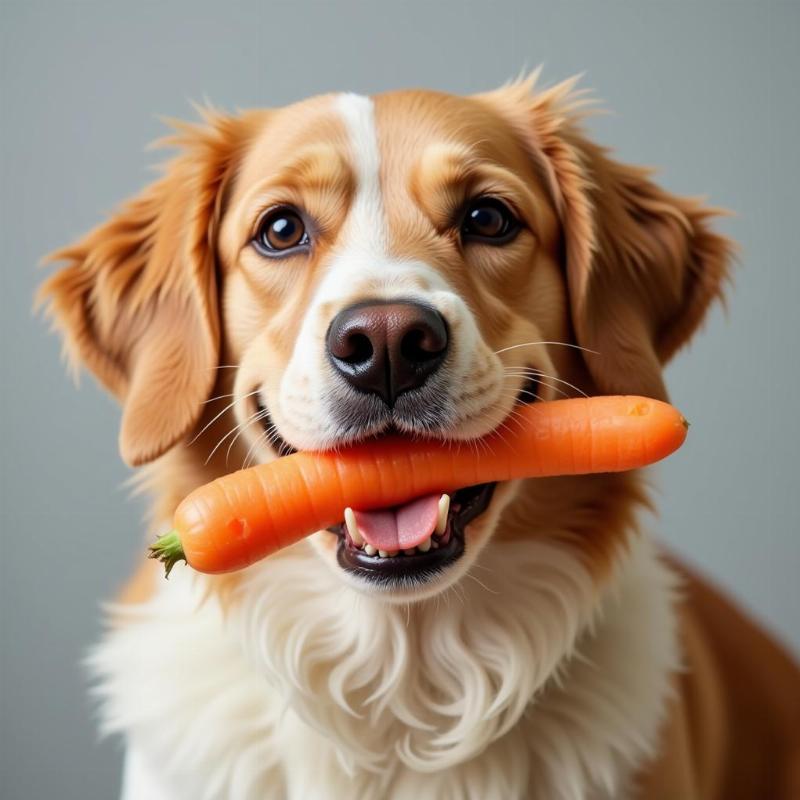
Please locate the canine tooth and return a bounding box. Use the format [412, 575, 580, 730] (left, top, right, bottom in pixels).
[364, 544, 377, 556]
[436, 494, 450, 535]
[417, 537, 432, 553]
[344, 508, 364, 547]
[378, 550, 389, 558]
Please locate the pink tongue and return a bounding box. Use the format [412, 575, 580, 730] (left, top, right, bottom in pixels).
[352, 494, 441, 551]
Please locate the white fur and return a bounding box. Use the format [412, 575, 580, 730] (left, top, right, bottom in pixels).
[332, 92, 387, 259]
[92, 531, 680, 800]
[121, 747, 172, 800]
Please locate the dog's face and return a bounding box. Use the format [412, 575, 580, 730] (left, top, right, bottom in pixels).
[39, 78, 731, 602]
[220, 91, 569, 598]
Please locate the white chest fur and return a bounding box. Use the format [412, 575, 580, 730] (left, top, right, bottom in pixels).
[92, 533, 679, 800]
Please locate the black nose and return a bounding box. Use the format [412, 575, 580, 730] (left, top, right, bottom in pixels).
[326, 301, 449, 407]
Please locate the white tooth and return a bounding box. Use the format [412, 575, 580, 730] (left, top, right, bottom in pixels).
[344, 508, 363, 547]
[387, 550, 398, 557]
[378, 550, 389, 558]
[364, 544, 377, 556]
[417, 537, 432, 553]
[436, 494, 450, 535]
[432, 541, 439, 549]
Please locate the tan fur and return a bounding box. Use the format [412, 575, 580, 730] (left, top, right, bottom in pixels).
[376, 89, 568, 363]
[37, 110, 266, 465]
[479, 75, 735, 399]
[116, 557, 160, 606]
[637, 560, 800, 799]
[40, 78, 798, 798]
[217, 97, 354, 363]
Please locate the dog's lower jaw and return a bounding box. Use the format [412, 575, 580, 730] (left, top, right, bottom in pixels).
[91, 531, 680, 800]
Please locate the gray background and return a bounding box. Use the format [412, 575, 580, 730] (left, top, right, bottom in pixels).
[1, 1, 798, 798]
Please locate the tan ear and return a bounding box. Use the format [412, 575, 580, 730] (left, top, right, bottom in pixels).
[38, 110, 245, 466]
[482, 75, 735, 400]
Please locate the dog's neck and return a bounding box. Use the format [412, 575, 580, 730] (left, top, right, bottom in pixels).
[96, 461, 679, 799]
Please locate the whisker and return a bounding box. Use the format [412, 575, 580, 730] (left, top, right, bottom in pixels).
[497, 406, 529, 429]
[243, 418, 286, 469]
[487, 418, 517, 449]
[225, 407, 269, 464]
[464, 572, 498, 595]
[205, 414, 260, 466]
[242, 440, 263, 470]
[517, 380, 569, 401]
[477, 431, 496, 458]
[494, 341, 600, 356]
[495, 389, 547, 407]
[463, 434, 486, 460]
[501, 372, 572, 400]
[202, 392, 238, 405]
[527, 370, 589, 399]
[251, 426, 286, 468]
[253, 417, 286, 458]
[206, 402, 272, 467]
[469, 562, 496, 577]
[502, 368, 589, 398]
[190, 388, 260, 446]
[242, 427, 270, 470]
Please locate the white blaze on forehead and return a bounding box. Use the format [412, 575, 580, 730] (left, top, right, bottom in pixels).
[334, 93, 388, 259]
[319, 92, 448, 299]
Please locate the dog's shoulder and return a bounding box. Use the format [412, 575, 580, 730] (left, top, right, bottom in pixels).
[636, 557, 800, 800]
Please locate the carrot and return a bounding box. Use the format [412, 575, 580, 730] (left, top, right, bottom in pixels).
[150, 396, 688, 575]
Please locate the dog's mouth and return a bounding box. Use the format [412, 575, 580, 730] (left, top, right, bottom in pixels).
[328, 483, 496, 586]
[251, 374, 540, 586]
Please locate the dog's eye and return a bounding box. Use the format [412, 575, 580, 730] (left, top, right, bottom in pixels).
[253, 208, 309, 255]
[461, 198, 520, 244]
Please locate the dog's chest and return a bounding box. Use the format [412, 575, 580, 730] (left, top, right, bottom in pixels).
[94, 536, 678, 800]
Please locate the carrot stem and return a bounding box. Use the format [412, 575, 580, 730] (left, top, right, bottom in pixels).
[148, 529, 186, 577]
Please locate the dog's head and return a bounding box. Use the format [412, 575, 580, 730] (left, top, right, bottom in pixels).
[39, 77, 731, 601]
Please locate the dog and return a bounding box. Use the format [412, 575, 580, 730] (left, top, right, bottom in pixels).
[39, 74, 800, 799]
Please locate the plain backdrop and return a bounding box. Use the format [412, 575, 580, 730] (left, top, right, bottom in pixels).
[2, 2, 798, 798]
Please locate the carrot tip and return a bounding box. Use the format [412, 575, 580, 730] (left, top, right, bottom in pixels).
[148, 529, 186, 578]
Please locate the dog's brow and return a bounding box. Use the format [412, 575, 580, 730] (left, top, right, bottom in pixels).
[232, 145, 354, 233]
[415, 142, 483, 183]
[272, 145, 352, 189]
[411, 144, 541, 229]
[240, 146, 352, 199]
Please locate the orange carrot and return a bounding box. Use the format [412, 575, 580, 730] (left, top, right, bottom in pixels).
[150, 396, 688, 575]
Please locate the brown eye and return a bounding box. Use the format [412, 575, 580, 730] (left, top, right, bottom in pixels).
[254, 208, 309, 255]
[461, 197, 520, 244]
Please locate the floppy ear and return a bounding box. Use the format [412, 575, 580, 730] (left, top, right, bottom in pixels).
[483, 75, 734, 400]
[38, 110, 245, 466]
